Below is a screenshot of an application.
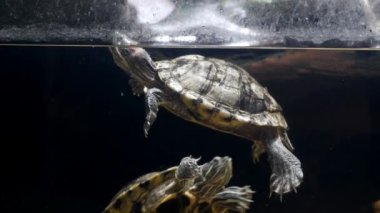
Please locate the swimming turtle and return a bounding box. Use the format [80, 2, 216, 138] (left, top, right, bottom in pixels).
[104, 156, 254, 213]
[109, 45, 303, 195]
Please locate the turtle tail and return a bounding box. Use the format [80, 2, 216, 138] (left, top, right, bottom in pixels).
[280, 130, 294, 151]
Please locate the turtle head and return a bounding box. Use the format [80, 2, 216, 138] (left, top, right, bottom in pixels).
[110, 47, 156, 87]
[192, 156, 233, 200]
[176, 156, 202, 181]
[174, 156, 203, 193]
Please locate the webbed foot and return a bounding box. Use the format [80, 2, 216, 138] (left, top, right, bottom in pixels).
[264, 132, 303, 197]
[144, 88, 163, 137]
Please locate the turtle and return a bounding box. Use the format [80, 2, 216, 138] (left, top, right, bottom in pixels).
[103, 156, 254, 213]
[109, 44, 303, 195]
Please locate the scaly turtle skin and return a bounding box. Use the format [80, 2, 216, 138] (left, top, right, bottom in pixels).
[110, 45, 303, 195]
[103, 156, 254, 213]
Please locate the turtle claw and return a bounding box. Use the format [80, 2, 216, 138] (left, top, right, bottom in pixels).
[143, 125, 150, 138]
[268, 155, 303, 196]
[292, 186, 298, 193]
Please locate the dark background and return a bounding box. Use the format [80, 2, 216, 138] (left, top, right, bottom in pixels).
[0, 47, 379, 213]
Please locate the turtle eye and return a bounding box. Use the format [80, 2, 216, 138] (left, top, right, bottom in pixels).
[130, 48, 155, 65]
[129, 47, 139, 56]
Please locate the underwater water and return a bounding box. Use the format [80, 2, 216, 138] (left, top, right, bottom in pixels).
[0, 46, 380, 213]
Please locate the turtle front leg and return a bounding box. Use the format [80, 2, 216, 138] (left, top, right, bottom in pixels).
[261, 129, 303, 197]
[210, 186, 254, 212]
[144, 88, 164, 138]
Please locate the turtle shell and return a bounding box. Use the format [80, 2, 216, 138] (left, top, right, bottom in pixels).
[103, 167, 177, 213]
[104, 157, 253, 213]
[156, 55, 288, 129]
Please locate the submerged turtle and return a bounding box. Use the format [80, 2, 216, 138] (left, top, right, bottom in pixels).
[104, 156, 254, 213]
[110, 45, 303, 195]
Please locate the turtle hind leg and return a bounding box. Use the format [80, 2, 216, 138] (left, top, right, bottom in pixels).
[263, 130, 303, 197]
[144, 88, 164, 138]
